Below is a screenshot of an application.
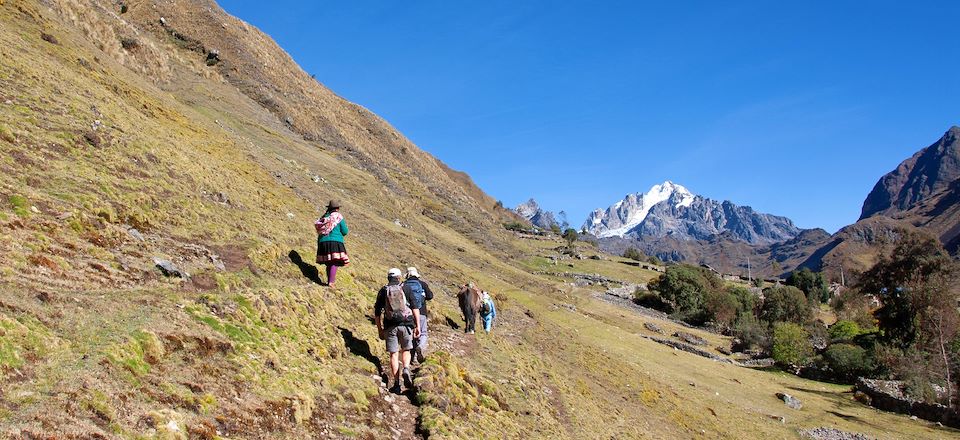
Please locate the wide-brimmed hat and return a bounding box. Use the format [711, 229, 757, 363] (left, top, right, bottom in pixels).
[326, 200, 341, 210]
[388, 268, 402, 278]
[406, 267, 420, 278]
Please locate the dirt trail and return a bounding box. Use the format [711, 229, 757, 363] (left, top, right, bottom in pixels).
[364, 316, 478, 439]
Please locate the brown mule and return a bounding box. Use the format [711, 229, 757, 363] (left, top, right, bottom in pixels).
[457, 284, 481, 334]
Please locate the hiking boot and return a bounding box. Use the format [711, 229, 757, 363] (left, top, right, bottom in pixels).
[402, 368, 413, 390]
[389, 383, 402, 395]
[416, 348, 425, 364]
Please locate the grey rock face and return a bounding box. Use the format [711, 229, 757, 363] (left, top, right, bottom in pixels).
[586, 181, 802, 246]
[860, 126, 960, 220]
[515, 198, 568, 230]
[635, 196, 801, 245]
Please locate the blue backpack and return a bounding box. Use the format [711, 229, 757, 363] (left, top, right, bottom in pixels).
[404, 278, 425, 310]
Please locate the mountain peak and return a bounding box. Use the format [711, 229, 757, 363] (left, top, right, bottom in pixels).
[860, 126, 960, 219]
[585, 181, 696, 238]
[515, 198, 568, 230]
[584, 181, 800, 245]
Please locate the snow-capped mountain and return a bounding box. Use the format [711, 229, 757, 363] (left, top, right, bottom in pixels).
[585, 181, 694, 238]
[584, 181, 801, 245]
[515, 198, 568, 230]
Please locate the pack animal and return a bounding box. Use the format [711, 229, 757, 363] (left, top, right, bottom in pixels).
[457, 285, 481, 334]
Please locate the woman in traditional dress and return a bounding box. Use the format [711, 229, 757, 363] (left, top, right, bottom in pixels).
[315, 200, 349, 287]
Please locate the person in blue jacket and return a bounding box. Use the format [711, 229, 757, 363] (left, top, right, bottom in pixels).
[479, 290, 497, 333]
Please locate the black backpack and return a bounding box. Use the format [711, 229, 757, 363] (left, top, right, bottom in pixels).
[480, 298, 492, 316]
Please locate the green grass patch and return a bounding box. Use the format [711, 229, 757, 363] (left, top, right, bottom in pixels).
[0, 314, 59, 371]
[104, 330, 164, 377]
[8, 194, 28, 217]
[0, 125, 14, 143]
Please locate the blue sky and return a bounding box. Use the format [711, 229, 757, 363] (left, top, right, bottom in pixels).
[219, 1, 959, 233]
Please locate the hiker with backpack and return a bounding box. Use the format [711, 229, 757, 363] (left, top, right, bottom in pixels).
[479, 290, 497, 333]
[374, 268, 422, 394]
[315, 200, 349, 287]
[403, 267, 434, 364]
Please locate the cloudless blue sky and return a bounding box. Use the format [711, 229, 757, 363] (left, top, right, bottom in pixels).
[219, 1, 959, 233]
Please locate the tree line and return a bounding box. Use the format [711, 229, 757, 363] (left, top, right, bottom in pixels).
[641, 230, 960, 406]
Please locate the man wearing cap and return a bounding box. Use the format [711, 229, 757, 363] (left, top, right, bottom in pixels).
[403, 267, 434, 364]
[374, 268, 422, 393]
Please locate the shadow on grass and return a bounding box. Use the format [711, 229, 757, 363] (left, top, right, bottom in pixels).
[445, 316, 460, 330]
[288, 250, 324, 285]
[339, 327, 381, 373]
[786, 385, 853, 398]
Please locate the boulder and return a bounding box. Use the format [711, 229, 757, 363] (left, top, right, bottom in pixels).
[776, 392, 802, 410]
[673, 331, 708, 346]
[153, 258, 188, 278]
[643, 322, 664, 334]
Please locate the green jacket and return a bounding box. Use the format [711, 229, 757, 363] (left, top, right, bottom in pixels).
[318, 216, 349, 243]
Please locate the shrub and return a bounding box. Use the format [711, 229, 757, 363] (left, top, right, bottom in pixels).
[822, 343, 873, 382]
[623, 247, 643, 261]
[760, 286, 811, 325]
[562, 228, 578, 245]
[828, 320, 861, 342]
[649, 264, 722, 324]
[633, 290, 671, 313]
[733, 313, 770, 352]
[772, 322, 813, 368]
[503, 222, 527, 232]
[647, 255, 662, 266]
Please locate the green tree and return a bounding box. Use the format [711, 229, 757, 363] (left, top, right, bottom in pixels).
[705, 285, 757, 333]
[649, 264, 723, 324]
[772, 322, 813, 368]
[760, 285, 811, 325]
[828, 320, 861, 342]
[857, 230, 960, 404]
[562, 228, 579, 246]
[786, 267, 830, 304]
[550, 223, 562, 235]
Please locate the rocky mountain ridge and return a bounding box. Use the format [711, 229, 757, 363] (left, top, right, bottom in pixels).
[860, 126, 960, 220]
[585, 181, 802, 246]
[515, 198, 568, 230]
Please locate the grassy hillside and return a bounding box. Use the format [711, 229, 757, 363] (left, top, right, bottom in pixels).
[0, 0, 956, 439]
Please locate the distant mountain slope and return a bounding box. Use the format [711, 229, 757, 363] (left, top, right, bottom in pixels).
[860, 126, 960, 219]
[892, 176, 960, 254]
[515, 198, 567, 229]
[586, 181, 801, 245]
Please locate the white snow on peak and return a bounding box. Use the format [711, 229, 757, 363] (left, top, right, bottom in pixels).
[593, 181, 695, 238]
